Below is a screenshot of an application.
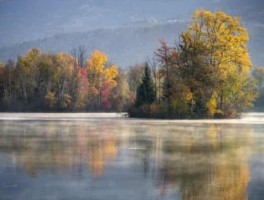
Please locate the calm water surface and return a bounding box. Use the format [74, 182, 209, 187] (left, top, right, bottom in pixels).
[0, 113, 264, 200]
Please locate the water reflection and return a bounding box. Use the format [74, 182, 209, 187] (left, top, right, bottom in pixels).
[155, 125, 251, 200]
[0, 122, 119, 178]
[0, 119, 262, 200]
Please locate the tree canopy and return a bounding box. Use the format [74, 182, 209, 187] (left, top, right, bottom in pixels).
[0, 10, 259, 117]
[0, 49, 121, 111]
[129, 9, 258, 118]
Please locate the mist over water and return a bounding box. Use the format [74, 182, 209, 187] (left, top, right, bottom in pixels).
[0, 112, 264, 123]
[0, 113, 264, 200]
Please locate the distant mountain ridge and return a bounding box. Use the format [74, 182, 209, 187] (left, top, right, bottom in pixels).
[0, 21, 187, 67]
[0, 20, 264, 67]
[0, 0, 263, 67]
[0, 0, 210, 47]
[1, 0, 263, 47]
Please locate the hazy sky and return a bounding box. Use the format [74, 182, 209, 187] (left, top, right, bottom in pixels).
[0, 0, 263, 46]
[0, 0, 216, 46]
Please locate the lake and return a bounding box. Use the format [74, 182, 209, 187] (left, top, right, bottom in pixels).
[0, 113, 264, 200]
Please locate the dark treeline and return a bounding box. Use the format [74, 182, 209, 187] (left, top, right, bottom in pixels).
[252, 67, 264, 110]
[0, 9, 262, 118]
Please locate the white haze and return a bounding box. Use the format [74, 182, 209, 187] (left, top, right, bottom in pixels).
[0, 113, 264, 124]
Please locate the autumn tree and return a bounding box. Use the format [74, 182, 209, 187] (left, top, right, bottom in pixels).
[153, 10, 257, 118]
[36, 54, 56, 107]
[72, 68, 89, 110]
[52, 53, 77, 109]
[109, 69, 130, 111]
[179, 10, 257, 117]
[0, 48, 127, 111]
[86, 50, 118, 110]
[127, 64, 145, 99]
[129, 10, 257, 118]
[2, 60, 16, 108]
[155, 40, 177, 107]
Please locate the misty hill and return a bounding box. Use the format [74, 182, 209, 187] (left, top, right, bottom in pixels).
[0, 20, 264, 67]
[0, 0, 211, 47]
[221, 0, 264, 24]
[0, 0, 263, 67]
[1, 0, 263, 47]
[0, 21, 187, 67]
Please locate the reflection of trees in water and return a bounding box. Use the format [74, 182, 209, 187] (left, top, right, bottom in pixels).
[0, 121, 255, 199]
[129, 135, 154, 177]
[87, 133, 117, 177]
[0, 121, 118, 177]
[130, 124, 253, 200]
[156, 124, 252, 200]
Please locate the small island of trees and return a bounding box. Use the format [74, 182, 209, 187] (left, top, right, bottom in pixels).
[130, 10, 258, 118]
[0, 10, 261, 118]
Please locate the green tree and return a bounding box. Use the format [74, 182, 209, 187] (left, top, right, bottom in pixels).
[135, 63, 156, 107]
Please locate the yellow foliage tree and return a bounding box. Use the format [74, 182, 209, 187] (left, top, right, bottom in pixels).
[87, 50, 108, 73]
[86, 50, 118, 109]
[179, 9, 257, 117]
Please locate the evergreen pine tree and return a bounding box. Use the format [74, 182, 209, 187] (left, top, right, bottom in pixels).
[135, 63, 156, 107]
